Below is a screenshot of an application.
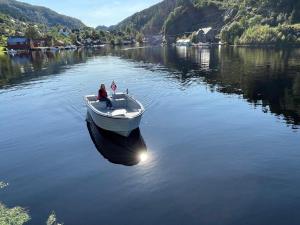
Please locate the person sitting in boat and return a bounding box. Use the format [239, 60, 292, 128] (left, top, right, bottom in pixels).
[98, 84, 113, 109]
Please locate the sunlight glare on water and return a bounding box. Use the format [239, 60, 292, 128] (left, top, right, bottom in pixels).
[1, 46, 300, 225]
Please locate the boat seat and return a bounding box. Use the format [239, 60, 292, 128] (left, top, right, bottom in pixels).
[92, 101, 107, 109]
[112, 98, 127, 108]
[111, 109, 127, 117]
[126, 111, 141, 118]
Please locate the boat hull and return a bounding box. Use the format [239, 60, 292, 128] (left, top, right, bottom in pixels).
[86, 105, 143, 137]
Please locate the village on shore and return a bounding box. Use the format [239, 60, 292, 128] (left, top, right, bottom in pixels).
[0, 22, 220, 56]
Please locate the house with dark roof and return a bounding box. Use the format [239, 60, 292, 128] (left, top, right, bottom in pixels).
[195, 27, 218, 43]
[7, 36, 33, 50]
[32, 37, 53, 47]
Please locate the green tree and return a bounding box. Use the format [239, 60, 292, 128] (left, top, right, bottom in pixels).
[136, 32, 144, 43]
[190, 32, 197, 43]
[239, 25, 280, 45]
[69, 33, 77, 44]
[0, 203, 30, 225]
[0, 35, 7, 46]
[125, 26, 132, 35]
[99, 30, 105, 37]
[25, 25, 41, 39]
[220, 21, 244, 44]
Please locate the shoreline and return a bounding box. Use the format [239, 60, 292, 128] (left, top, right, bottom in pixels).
[3, 43, 300, 55]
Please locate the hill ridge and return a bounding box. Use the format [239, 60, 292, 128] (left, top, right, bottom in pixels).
[0, 0, 85, 28]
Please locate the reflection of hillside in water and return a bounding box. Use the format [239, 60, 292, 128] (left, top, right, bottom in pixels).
[210, 47, 300, 127]
[116, 46, 300, 127]
[1, 46, 299, 127]
[176, 46, 211, 71]
[0, 48, 110, 88]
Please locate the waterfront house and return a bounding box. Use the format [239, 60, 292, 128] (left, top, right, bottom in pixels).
[83, 38, 93, 46]
[54, 40, 64, 46]
[32, 36, 53, 47]
[176, 39, 192, 46]
[59, 28, 70, 37]
[195, 27, 217, 43]
[7, 36, 33, 50]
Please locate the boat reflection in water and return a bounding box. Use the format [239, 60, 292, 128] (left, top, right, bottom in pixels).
[86, 113, 147, 166]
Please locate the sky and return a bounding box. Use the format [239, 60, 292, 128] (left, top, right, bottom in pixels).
[21, 0, 162, 27]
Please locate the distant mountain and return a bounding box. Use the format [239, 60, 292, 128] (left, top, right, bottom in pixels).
[95, 25, 109, 31]
[0, 0, 85, 28]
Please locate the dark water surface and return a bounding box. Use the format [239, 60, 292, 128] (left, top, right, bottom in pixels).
[1, 46, 300, 225]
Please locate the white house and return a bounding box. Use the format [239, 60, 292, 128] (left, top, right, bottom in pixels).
[176, 39, 192, 46]
[59, 28, 69, 37]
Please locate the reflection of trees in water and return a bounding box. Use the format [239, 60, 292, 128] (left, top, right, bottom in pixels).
[210, 47, 300, 126]
[1, 46, 299, 127]
[115, 46, 300, 127]
[114, 47, 210, 86]
[0, 49, 109, 88]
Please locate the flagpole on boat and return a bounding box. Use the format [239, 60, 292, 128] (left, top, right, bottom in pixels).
[111, 80, 117, 96]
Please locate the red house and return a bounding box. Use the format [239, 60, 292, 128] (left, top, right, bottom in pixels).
[32, 37, 53, 47]
[7, 36, 33, 50]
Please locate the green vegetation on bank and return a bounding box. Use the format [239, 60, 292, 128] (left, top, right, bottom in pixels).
[0, 204, 62, 225]
[238, 24, 300, 45]
[0, 0, 139, 47]
[1, 0, 300, 47]
[2, 0, 299, 47]
[0, 203, 30, 225]
[0, 181, 29, 225]
[110, 0, 300, 46]
[0, 11, 136, 47]
[0, 0, 84, 29]
[0, 181, 62, 225]
[217, 0, 300, 45]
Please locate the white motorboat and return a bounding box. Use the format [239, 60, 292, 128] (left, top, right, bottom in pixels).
[84, 93, 145, 137]
[7, 49, 17, 56]
[49, 47, 60, 52]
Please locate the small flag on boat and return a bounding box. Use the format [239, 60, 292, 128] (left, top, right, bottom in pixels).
[111, 80, 117, 93]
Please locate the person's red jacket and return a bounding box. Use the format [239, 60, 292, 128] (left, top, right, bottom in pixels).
[97, 89, 107, 100]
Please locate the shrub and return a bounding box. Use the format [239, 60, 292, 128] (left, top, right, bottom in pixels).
[248, 15, 263, 27]
[0, 203, 30, 225]
[0, 182, 8, 189]
[220, 21, 245, 44]
[46, 212, 63, 225]
[135, 32, 144, 43]
[239, 25, 280, 45]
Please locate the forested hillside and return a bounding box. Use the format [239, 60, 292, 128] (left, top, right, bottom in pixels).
[110, 0, 300, 45]
[111, 0, 179, 34]
[0, 0, 85, 29]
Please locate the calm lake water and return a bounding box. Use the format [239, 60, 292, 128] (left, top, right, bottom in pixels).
[1, 46, 300, 225]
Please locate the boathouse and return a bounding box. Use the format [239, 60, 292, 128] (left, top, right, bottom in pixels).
[7, 36, 33, 50]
